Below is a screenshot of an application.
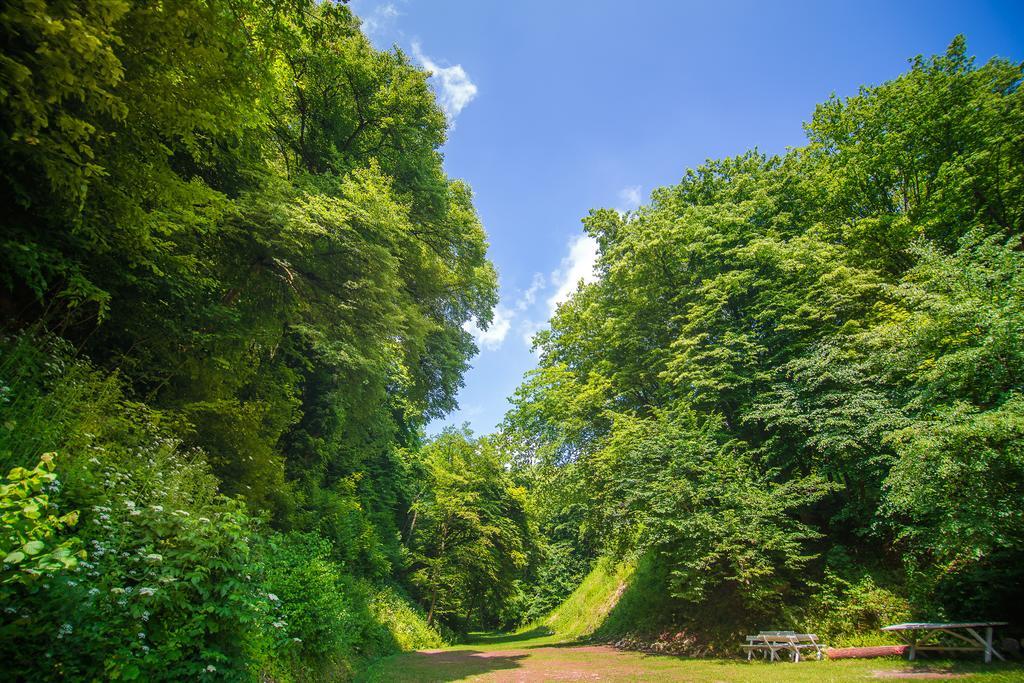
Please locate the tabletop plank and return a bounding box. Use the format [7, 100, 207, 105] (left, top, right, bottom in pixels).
[882, 622, 1008, 631]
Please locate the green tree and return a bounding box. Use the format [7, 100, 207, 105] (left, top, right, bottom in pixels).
[407, 429, 530, 630]
[505, 37, 1024, 626]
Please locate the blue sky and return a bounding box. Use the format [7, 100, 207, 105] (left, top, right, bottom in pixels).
[350, 0, 1024, 437]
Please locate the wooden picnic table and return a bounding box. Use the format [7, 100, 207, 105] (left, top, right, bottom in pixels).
[881, 622, 1007, 663]
[742, 631, 825, 662]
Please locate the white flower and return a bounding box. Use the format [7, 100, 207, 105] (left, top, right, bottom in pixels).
[205, 665, 216, 673]
[266, 593, 279, 602]
[272, 621, 285, 629]
[292, 637, 302, 643]
[139, 587, 156, 597]
[145, 553, 162, 563]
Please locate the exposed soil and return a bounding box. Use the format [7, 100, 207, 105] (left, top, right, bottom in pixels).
[362, 638, 1022, 682]
[395, 645, 640, 681]
[871, 671, 969, 680]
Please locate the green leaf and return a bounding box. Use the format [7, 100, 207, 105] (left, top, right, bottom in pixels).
[4, 551, 25, 564]
[22, 540, 44, 556]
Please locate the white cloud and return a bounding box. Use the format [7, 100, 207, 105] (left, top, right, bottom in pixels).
[617, 185, 643, 213]
[516, 273, 545, 311]
[360, 3, 400, 37]
[547, 234, 600, 315]
[412, 41, 478, 119]
[461, 239, 598, 352]
[462, 404, 484, 418]
[463, 306, 512, 351]
[462, 274, 550, 352]
[519, 319, 546, 351]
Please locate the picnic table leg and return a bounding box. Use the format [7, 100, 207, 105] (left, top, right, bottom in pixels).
[964, 626, 1005, 662]
[908, 635, 917, 661]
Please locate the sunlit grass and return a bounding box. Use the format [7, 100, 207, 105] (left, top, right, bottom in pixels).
[361, 627, 1024, 683]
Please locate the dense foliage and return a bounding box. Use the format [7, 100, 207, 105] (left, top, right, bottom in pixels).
[405, 429, 530, 631]
[0, 0, 527, 678]
[2, 3, 1022, 672]
[505, 38, 1024, 641]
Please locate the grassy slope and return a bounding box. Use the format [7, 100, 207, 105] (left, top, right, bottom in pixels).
[521, 554, 909, 655]
[523, 553, 740, 653]
[369, 586, 445, 652]
[534, 557, 636, 641]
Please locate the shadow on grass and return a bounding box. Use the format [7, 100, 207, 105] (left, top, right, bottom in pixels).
[464, 626, 555, 646]
[360, 649, 528, 682]
[464, 627, 600, 651]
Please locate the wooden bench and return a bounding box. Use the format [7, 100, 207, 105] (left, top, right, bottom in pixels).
[742, 631, 825, 662]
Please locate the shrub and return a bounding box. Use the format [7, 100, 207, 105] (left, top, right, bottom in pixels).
[1, 454, 84, 587]
[255, 532, 365, 679]
[803, 570, 912, 646]
[0, 336, 442, 681]
[1, 439, 263, 680]
[368, 585, 443, 652]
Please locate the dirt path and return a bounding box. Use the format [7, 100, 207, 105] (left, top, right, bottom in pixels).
[376, 644, 641, 682]
[358, 636, 1023, 682]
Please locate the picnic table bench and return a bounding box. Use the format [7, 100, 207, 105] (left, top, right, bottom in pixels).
[881, 622, 1007, 663]
[741, 631, 825, 662]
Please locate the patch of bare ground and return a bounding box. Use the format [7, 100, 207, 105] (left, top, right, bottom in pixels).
[408, 645, 651, 682]
[871, 670, 969, 679]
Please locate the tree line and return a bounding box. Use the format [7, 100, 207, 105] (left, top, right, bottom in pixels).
[502, 37, 1024, 645]
[0, 0, 526, 679]
[2, 1, 1022, 675]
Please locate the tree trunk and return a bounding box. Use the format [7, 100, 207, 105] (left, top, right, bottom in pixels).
[426, 521, 448, 627]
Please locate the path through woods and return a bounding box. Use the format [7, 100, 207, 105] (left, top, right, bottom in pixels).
[358, 631, 1024, 682]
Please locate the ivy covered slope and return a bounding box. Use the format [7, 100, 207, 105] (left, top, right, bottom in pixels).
[504, 39, 1024, 651]
[0, 0, 517, 680]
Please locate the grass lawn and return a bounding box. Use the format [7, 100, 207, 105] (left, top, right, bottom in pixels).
[358, 630, 1024, 682]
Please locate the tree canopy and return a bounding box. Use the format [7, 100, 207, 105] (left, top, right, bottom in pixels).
[504, 38, 1024, 631]
[2, 7, 1023, 676]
